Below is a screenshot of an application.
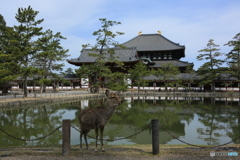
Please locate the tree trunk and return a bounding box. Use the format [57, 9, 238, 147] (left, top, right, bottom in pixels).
[23, 77, 28, 97]
[164, 83, 167, 91]
[40, 84, 44, 93]
[53, 82, 57, 93]
[238, 82, 240, 93]
[43, 84, 47, 93]
[211, 82, 215, 91]
[93, 72, 99, 93]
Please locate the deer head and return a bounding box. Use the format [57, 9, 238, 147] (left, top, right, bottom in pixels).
[105, 90, 123, 106]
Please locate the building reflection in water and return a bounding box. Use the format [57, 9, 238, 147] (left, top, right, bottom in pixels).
[0, 96, 239, 147]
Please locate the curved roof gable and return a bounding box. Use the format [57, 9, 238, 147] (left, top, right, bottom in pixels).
[122, 34, 185, 51]
[67, 47, 140, 66]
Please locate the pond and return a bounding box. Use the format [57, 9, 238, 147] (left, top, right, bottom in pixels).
[0, 96, 240, 147]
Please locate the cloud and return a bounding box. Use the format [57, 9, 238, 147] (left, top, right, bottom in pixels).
[112, 1, 240, 70]
[1, 0, 240, 71]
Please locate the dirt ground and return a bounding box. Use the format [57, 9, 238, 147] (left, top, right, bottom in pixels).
[0, 144, 239, 160]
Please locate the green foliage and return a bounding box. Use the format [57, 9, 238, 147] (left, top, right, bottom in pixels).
[153, 63, 180, 91]
[13, 6, 44, 96]
[37, 79, 51, 86]
[0, 6, 69, 94]
[76, 18, 125, 92]
[0, 14, 20, 86]
[196, 39, 224, 90]
[224, 33, 240, 80]
[197, 39, 224, 69]
[61, 68, 75, 75]
[128, 61, 151, 92]
[75, 64, 90, 79]
[105, 72, 128, 91]
[33, 29, 69, 92]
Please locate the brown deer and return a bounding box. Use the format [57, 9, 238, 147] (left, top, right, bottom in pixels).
[78, 90, 122, 151]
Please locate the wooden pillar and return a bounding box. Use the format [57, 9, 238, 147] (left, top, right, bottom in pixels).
[152, 119, 159, 155]
[62, 119, 71, 155]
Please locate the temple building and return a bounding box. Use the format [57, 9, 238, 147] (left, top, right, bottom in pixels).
[8, 33, 239, 92]
[67, 32, 238, 91]
[67, 32, 194, 89]
[68, 32, 193, 71]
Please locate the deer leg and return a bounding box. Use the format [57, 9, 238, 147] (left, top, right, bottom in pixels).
[83, 130, 90, 150]
[100, 126, 105, 152]
[80, 131, 83, 149]
[94, 127, 99, 152]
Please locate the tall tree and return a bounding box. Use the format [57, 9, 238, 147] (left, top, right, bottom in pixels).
[33, 29, 69, 93]
[0, 14, 20, 93]
[196, 39, 224, 91]
[153, 63, 180, 91]
[14, 6, 44, 97]
[224, 33, 240, 92]
[76, 18, 124, 93]
[128, 61, 151, 92]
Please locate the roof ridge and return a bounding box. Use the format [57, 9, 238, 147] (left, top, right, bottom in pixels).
[121, 35, 139, 45]
[157, 34, 185, 47]
[122, 33, 185, 47]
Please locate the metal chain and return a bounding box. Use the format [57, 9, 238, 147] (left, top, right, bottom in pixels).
[3, 122, 238, 148]
[71, 125, 150, 141]
[0, 126, 62, 141]
[159, 124, 240, 148]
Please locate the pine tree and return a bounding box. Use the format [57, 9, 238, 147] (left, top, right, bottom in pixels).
[128, 62, 151, 92]
[14, 6, 44, 97]
[196, 39, 224, 91]
[76, 18, 124, 93]
[225, 33, 240, 92]
[33, 29, 69, 92]
[0, 14, 21, 93]
[153, 63, 180, 91]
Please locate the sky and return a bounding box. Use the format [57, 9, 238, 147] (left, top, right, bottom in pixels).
[1, 0, 240, 71]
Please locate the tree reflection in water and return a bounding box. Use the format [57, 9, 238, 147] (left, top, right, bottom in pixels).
[0, 97, 239, 147]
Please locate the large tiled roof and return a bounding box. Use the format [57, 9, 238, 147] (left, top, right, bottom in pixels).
[144, 73, 238, 81]
[67, 47, 140, 65]
[149, 60, 193, 68]
[67, 33, 187, 66]
[144, 73, 198, 81]
[122, 34, 185, 51]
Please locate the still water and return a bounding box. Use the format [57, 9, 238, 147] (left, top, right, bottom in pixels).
[0, 96, 240, 147]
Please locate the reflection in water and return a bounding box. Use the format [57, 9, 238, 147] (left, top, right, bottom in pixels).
[0, 97, 240, 147]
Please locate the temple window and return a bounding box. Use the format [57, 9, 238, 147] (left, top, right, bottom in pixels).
[164, 53, 167, 59]
[169, 53, 172, 59]
[158, 54, 162, 59]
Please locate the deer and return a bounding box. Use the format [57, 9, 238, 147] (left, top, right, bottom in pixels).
[78, 90, 123, 152]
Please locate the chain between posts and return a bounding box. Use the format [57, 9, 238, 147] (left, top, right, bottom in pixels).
[0, 124, 150, 142]
[71, 125, 150, 141]
[159, 124, 240, 148]
[3, 122, 238, 149]
[0, 126, 62, 141]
